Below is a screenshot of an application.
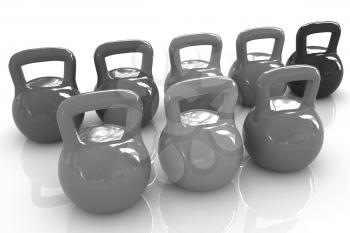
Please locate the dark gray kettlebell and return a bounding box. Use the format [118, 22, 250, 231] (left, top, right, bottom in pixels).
[9, 47, 83, 143]
[243, 65, 324, 172]
[94, 40, 159, 127]
[229, 27, 286, 107]
[164, 33, 223, 91]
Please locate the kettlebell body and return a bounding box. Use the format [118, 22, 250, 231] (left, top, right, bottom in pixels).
[164, 33, 223, 91]
[94, 40, 159, 127]
[9, 48, 83, 143]
[57, 90, 151, 214]
[159, 77, 243, 192]
[287, 21, 343, 98]
[243, 65, 324, 172]
[229, 27, 286, 107]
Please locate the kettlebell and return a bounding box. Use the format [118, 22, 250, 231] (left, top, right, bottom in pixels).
[94, 40, 159, 127]
[164, 33, 223, 91]
[243, 65, 324, 172]
[9, 47, 83, 143]
[287, 21, 343, 98]
[158, 77, 243, 192]
[229, 27, 286, 107]
[57, 90, 151, 214]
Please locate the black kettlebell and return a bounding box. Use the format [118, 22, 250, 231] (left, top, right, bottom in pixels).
[94, 40, 159, 127]
[287, 21, 343, 98]
[9, 48, 83, 143]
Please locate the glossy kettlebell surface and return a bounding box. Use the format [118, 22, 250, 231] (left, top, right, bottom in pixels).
[9, 47, 83, 143]
[243, 65, 324, 172]
[57, 90, 151, 214]
[164, 33, 223, 91]
[159, 77, 243, 192]
[94, 40, 159, 127]
[229, 27, 286, 107]
[287, 21, 343, 98]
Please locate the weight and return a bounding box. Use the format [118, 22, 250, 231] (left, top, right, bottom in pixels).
[164, 33, 223, 91]
[229, 27, 286, 107]
[94, 40, 159, 127]
[287, 21, 343, 98]
[57, 90, 151, 214]
[243, 65, 324, 172]
[9, 48, 83, 143]
[158, 77, 243, 192]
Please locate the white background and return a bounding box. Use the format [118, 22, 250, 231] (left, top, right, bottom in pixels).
[0, 0, 349, 232]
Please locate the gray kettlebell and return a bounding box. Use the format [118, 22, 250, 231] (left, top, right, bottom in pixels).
[229, 27, 286, 107]
[9, 48, 83, 142]
[94, 40, 159, 127]
[159, 77, 243, 192]
[57, 90, 151, 214]
[164, 33, 223, 91]
[243, 65, 324, 172]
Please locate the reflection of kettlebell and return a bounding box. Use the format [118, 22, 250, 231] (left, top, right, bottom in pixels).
[57, 90, 151, 214]
[243, 65, 324, 172]
[67, 197, 152, 233]
[160, 181, 237, 233]
[239, 160, 314, 220]
[159, 77, 243, 192]
[9, 48, 83, 142]
[21, 140, 69, 208]
[287, 21, 343, 98]
[94, 40, 159, 127]
[229, 27, 286, 107]
[141, 122, 159, 162]
[164, 33, 223, 91]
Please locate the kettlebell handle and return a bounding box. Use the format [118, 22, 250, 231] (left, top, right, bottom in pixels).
[165, 77, 237, 124]
[94, 40, 153, 85]
[236, 27, 284, 64]
[9, 47, 76, 93]
[295, 21, 341, 57]
[254, 65, 320, 121]
[169, 33, 222, 75]
[57, 90, 143, 147]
